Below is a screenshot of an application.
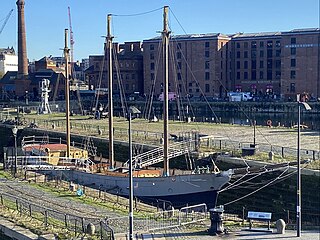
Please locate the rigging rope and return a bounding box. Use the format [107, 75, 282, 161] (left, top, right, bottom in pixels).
[143, 41, 162, 120]
[92, 39, 107, 113]
[221, 161, 311, 206]
[166, 7, 286, 158]
[111, 7, 163, 17]
[223, 167, 290, 206]
[168, 7, 188, 35]
[113, 47, 128, 117]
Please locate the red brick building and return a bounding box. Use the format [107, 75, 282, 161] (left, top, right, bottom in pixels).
[85, 42, 144, 96]
[143, 34, 231, 100]
[143, 28, 319, 101]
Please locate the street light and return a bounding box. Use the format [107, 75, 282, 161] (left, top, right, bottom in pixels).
[128, 106, 140, 240]
[25, 90, 28, 105]
[296, 94, 311, 237]
[11, 125, 18, 177]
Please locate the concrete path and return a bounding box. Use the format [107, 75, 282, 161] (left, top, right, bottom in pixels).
[158, 229, 320, 240]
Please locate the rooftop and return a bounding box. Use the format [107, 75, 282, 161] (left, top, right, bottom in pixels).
[145, 33, 229, 42]
[144, 28, 319, 42]
[0, 47, 16, 55]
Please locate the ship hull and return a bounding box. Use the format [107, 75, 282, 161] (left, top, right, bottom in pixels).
[50, 169, 230, 208]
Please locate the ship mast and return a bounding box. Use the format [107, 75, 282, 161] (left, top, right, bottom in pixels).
[162, 6, 170, 176]
[107, 14, 114, 168]
[64, 29, 71, 158]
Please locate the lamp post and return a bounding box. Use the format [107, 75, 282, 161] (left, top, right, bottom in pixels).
[11, 125, 18, 177]
[253, 119, 256, 146]
[25, 90, 28, 105]
[296, 95, 311, 237]
[128, 106, 140, 240]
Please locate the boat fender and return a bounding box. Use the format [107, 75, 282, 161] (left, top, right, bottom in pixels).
[220, 169, 234, 177]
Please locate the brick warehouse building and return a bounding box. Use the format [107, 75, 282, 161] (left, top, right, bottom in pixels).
[142, 28, 319, 100]
[85, 42, 144, 96]
[143, 33, 231, 100]
[1, 28, 318, 101]
[280, 29, 320, 100]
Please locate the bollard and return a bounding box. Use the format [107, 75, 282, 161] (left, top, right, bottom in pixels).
[276, 219, 286, 234]
[87, 223, 96, 235]
[268, 151, 274, 161]
[208, 205, 224, 235]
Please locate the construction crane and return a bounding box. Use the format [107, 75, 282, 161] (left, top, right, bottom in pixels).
[68, 7, 74, 67]
[0, 9, 13, 36]
[68, 6, 83, 114]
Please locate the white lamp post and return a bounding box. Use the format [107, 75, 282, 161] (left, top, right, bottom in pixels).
[296, 94, 311, 237]
[25, 90, 28, 105]
[11, 125, 18, 177]
[128, 106, 140, 240]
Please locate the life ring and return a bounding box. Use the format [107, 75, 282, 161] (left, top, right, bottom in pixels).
[266, 119, 272, 126]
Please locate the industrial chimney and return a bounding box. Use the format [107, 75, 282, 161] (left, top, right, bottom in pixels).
[16, 0, 28, 78]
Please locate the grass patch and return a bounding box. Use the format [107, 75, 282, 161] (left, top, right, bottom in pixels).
[0, 169, 13, 180]
[26, 180, 155, 217]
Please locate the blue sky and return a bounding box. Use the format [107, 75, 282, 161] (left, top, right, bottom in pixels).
[1, 0, 319, 61]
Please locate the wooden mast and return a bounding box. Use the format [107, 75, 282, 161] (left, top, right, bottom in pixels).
[162, 6, 170, 176]
[64, 29, 71, 158]
[107, 14, 114, 168]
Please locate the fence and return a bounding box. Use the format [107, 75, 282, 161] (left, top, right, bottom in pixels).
[0, 192, 114, 239]
[8, 115, 320, 161]
[23, 117, 164, 141]
[3, 112, 319, 161]
[106, 203, 208, 234]
[0, 180, 213, 238]
[204, 138, 320, 161]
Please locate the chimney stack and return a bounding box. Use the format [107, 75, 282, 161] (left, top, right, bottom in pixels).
[16, 0, 28, 78]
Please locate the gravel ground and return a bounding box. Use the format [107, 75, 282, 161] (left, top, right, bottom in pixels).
[0, 178, 122, 220]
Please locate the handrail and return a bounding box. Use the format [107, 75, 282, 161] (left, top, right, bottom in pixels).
[125, 140, 196, 169]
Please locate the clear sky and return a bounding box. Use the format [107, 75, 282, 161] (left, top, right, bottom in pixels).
[1, 0, 319, 62]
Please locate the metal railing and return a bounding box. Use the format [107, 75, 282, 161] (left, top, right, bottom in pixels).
[21, 135, 97, 156]
[127, 140, 196, 169]
[0, 192, 114, 239]
[5, 155, 95, 172]
[106, 203, 208, 234]
[203, 138, 320, 161]
[4, 114, 319, 163]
